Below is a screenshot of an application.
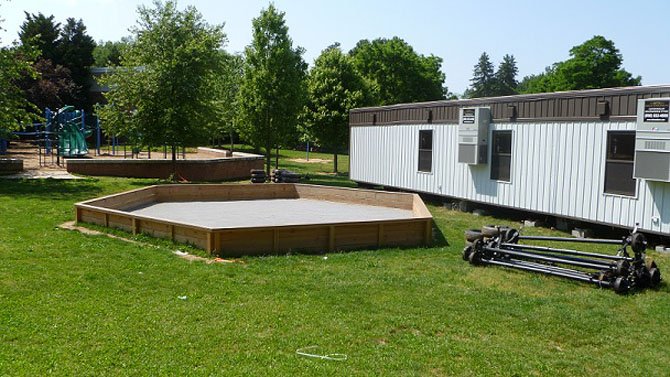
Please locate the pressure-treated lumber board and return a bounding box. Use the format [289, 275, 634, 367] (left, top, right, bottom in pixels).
[74, 183, 433, 256]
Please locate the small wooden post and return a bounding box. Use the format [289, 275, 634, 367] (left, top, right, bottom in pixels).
[424, 220, 432, 246]
[207, 232, 215, 253]
[75, 207, 82, 224]
[214, 232, 222, 253]
[132, 218, 139, 235]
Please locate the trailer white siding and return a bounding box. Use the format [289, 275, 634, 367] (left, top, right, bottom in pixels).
[350, 121, 670, 234]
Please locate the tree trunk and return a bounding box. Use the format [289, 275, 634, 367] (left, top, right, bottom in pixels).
[334, 152, 338, 174]
[265, 143, 271, 177]
[229, 128, 234, 153]
[275, 146, 279, 169]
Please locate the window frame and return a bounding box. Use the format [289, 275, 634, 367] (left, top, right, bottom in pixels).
[418, 130, 433, 173]
[490, 130, 513, 182]
[603, 130, 637, 197]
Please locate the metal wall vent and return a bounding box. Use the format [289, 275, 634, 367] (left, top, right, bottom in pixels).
[645, 140, 666, 150]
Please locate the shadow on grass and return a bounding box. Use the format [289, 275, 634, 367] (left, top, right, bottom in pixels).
[0, 178, 103, 200]
[124, 178, 175, 187]
[304, 177, 356, 188]
[300, 172, 356, 188]
[432, 221, 449, 247]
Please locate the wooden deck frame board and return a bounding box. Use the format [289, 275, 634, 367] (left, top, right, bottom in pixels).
[75, 183, 433, 256]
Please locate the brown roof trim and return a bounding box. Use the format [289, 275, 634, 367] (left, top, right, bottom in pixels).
[350, 85, 670, 126]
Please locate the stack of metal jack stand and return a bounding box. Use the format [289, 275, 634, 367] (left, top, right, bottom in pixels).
[463, 226, 661, 294]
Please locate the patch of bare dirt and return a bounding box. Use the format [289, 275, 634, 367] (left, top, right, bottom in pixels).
[3, 142, 240, 174]
[3, 141, 66, 171]
[288, 158, 332, 164]
[59, 221, 242, 264]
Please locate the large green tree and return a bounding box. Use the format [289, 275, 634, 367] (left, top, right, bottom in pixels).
[98, 0, 225, 171]
[0, 17, 41, 137]
[466, 52, 496, 98]
[349, 37, 447, 105]
[18, 13, 96, 111]
[18, 58, 76, 110]
[93, 39, 130, 66]
[520, 36, 641, 93]
[212, 51, 244, 150]
[494, 54, 519, 96]
[303, 43, 368, 173]
[58, 18, 96, 110]
[18, 12, 61, 63]
[238, 4, 307, 175]
[518, 68, 554, 94]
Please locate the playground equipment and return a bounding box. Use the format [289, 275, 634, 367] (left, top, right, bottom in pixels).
[49, 106, 90, 158]
[5, 106, 94, 165]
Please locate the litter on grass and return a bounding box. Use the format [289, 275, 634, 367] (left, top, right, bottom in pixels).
[172, 250, 241, 264]
[296, 346, 347, 361]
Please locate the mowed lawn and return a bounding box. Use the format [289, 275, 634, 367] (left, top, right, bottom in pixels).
[1, 152, 670, 376]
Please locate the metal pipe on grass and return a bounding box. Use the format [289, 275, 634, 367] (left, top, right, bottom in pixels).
[502, 243, 632, 261]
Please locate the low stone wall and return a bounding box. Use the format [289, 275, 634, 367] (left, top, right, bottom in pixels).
[0, 158, 23, 175]
[66, 152, 263, 181]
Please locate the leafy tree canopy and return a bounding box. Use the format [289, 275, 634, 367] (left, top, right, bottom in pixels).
[303, 43, 369, 173]
[18, 58, 76, 111]
[520, 35, 641, 93]
[93, 39, 131, 66]
[211, 51, 244, 145]
[349, 37, 447, 105]
[18, 12, 96, 111]
[0, 15, 41, 135]
[98, 0, 226, 163]
[238, 4, 307, 174]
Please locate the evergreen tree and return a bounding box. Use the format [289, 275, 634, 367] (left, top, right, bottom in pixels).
[494, 54, 518, 96]
[467, 52, 495, 98]
[18, 12, 61, 63]
[58, 18, 96, 110]
[238, 4, 307, 176]
[18, 13, 96, 111]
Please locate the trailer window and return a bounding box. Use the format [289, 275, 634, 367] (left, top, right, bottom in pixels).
[604, 131, 636, 196]
[491, 131, 512, 182]
[418, 130, 432, 172]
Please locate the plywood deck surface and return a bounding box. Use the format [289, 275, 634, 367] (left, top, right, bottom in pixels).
[129, 198, 415, 228]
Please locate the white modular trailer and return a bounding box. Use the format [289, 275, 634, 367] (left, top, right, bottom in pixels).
[349, 86, 670, 235]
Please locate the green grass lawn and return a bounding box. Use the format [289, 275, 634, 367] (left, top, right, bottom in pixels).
[228, 144, 355, 187]
[1, 157, 670, 375]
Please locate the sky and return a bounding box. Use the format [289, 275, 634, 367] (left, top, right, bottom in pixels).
[1, 0, 669, 95]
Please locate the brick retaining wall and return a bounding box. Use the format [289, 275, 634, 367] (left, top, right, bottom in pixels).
[66, 153, 263, 181]
[0, 158, 23, 174]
